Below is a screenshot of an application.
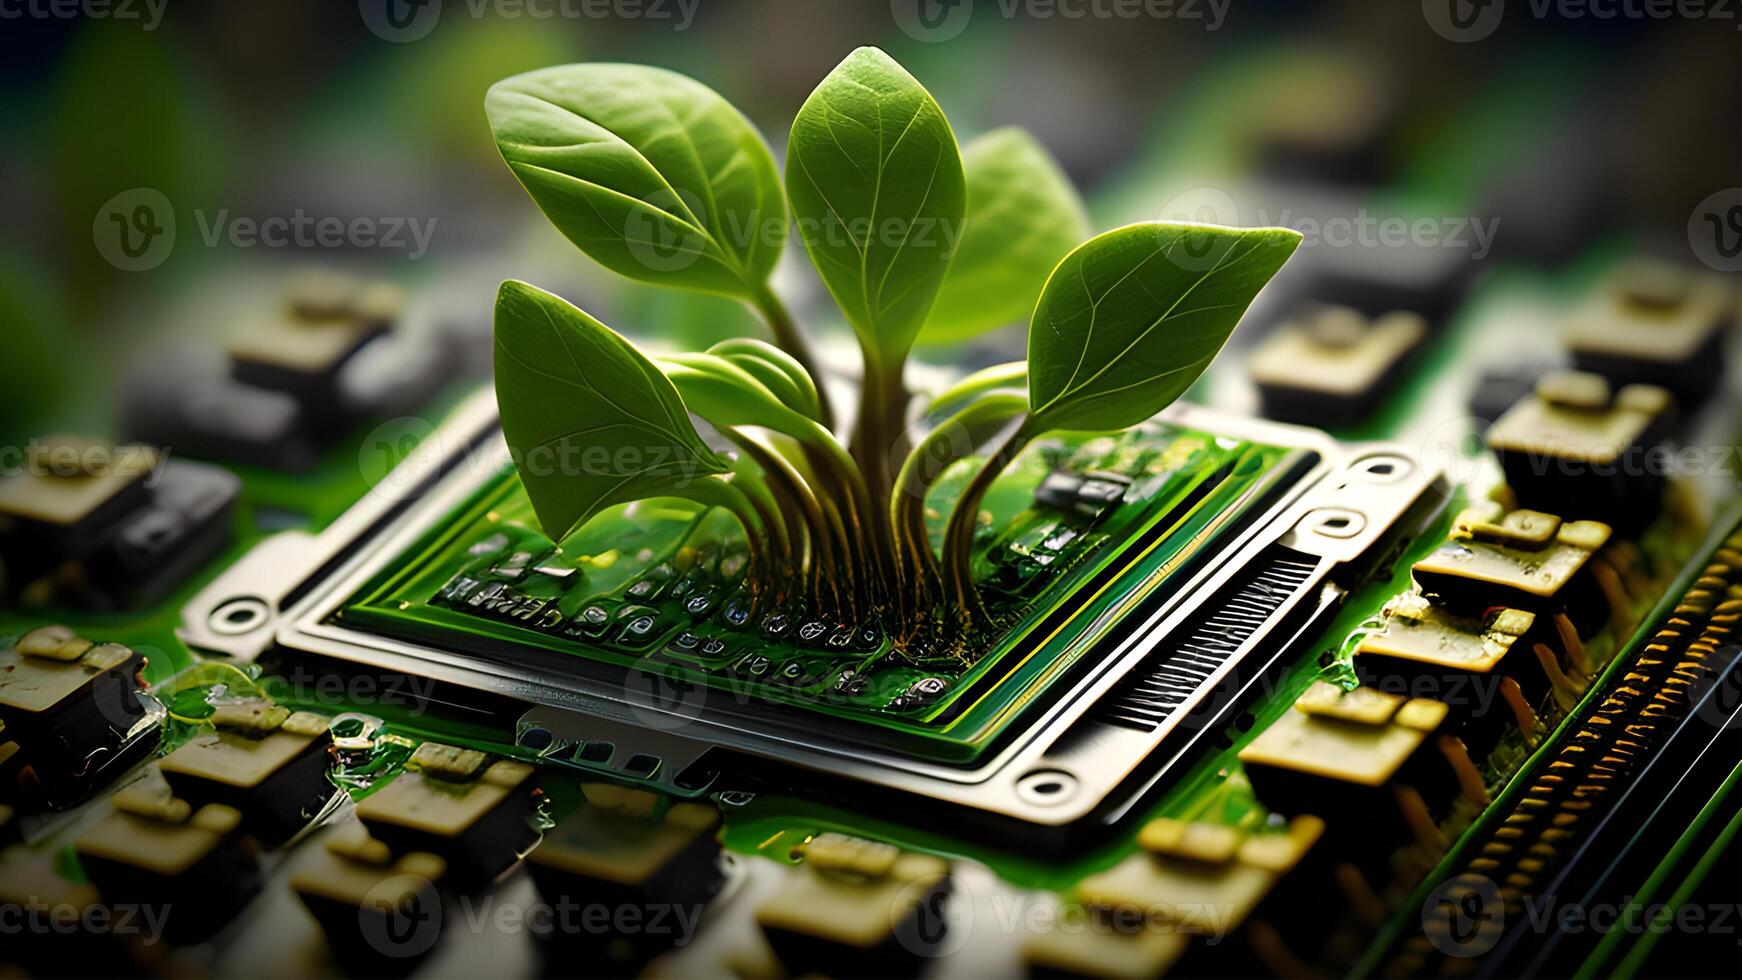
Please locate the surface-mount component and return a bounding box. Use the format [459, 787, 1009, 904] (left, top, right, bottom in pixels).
[1486, 371, 1673, 533]
[1354, 595, 1554, 754]
[0, 626, 159, 808]
[74, 790, 261, 943]
[1239, 683, 1457, 855]
[526, 783, 722, 970]
[355, 741, 542, 889]
[158, 701, 336, 846]
[1410, 504, 1614, 637]
[291, 825, 447, 976]
[1563, 261, 1733, 409]
[756, 833, 951, 978]
[1250, 305, 1427, 428]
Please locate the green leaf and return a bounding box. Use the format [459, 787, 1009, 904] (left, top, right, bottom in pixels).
[1027, 223, 1302, 433]
[785, 47, 967, 371]
[486, 64, 785, 300]
[926, 360, 1026, 418]
[493, 280, 730, 542]
[706, 337, 823, 422]
[920, 128, 1090, 346]
[657, 353, 818, 441]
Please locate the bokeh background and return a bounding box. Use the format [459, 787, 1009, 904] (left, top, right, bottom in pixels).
[1, 0, 1737, 452]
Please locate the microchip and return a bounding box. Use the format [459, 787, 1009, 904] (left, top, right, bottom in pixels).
[1563, 261, 1733, 409]
[1250, 305, 1427, 428]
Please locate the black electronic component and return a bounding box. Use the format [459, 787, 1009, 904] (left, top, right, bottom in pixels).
[526, 784, 723, 972]
[1249, 305, 1427, 428]
[1486, 371, 1675, 534]
[757, 833, 952, 978]
[74, 791, 262, 944]
[291, 825, 447, 977]
[1563, 261, 1732, 410]
[1410, 504, 1616, 639]
[1238, 683, 1461, 865]
[0, 627, 158, 809]
[354, 741, 542, 889]
[157, 701, 336, 847]
[0, 437, 239, 611]
[1354, 595, 1560, 756]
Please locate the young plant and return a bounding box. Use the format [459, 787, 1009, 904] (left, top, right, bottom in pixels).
[486, 47, 1302, 639]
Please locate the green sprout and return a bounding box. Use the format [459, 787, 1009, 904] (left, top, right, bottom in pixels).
[486, 46, 1301, 637]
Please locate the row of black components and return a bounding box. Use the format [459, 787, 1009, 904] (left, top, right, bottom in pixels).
[0, 437, 240, 610]
[123, 269, 461, 471]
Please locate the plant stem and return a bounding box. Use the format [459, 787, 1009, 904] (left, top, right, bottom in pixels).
[940, 420, 1034, 624]
[750, 283, 835, 430]
[891, 394, 1028, 614]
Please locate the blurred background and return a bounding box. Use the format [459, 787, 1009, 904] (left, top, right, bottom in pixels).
[0, 0, 1736, 471]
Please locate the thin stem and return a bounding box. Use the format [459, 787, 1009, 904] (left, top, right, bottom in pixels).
[891, 394, 1028, 615]
[750, 283, 835, 430]
[732, 432, 848, 618]
[940, 420, 1034, 624]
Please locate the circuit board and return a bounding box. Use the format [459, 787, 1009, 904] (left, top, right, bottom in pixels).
[3, 15, 1741, 980]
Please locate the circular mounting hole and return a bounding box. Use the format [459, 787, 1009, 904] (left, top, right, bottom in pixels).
[1303, 508, 1366, 539]
[1354, 455, 1413, 483]
[209, 597, 270, 636]
[1016, 769, 1079, 807]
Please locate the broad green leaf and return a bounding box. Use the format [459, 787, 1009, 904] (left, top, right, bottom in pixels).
[1027, 223, 1302, 433]
[493, 280, 729, 542]
[926, 361, 1026, 418]
[921, 128, 1090, 346]
[486, 64, 785, 299]
[785, 47, 967, 372]
[706, 338, 823, 422]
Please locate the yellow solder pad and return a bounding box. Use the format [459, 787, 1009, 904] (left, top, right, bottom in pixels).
[529, 799, 718, 887]
[0, 439, 155, 528]
[1356, 595, 1533, 673]
[1249, 307, 1427, 396]
[1563, 262, 1733, 363]
[158, 711, 328, 790]
[356, 759, 535, 838]
[1079, 816, 1322, 936]
[1413, 505, 1610, 599]
[1487, 372, 1672, 467]
[75, 803, 243, 878]
[0, 638, 135, 714]
[756, 839, 949, 950]
[1237, 696, 1446, 787]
